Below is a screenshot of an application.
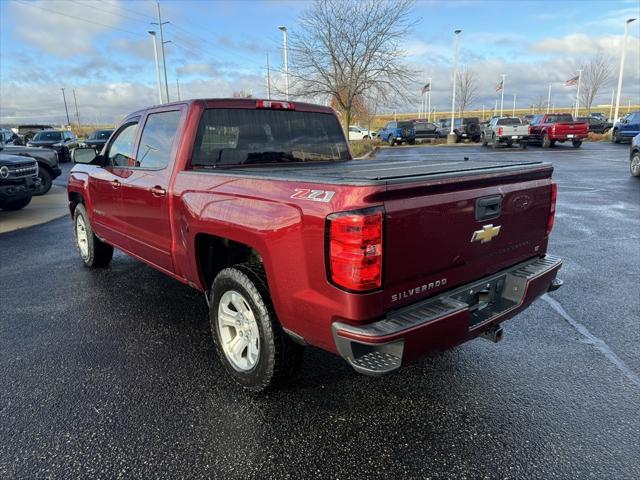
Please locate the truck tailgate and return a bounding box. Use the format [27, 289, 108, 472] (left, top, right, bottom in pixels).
[553, 122, 588, 135]
[381, 164, 553, 309]
[502, 124, 529, 136]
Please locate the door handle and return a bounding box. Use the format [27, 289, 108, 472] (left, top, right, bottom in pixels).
[151, 186, 166, 197]
[111, 179, 121, 189]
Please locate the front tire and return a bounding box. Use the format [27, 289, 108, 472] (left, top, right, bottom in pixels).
[388, 136, 395, 146]
[1, 196, 32, 211]
[73, 203, 113, 267]
[542, 132, 551, 148]
[612, 129, 622, 143]
[631, 152, 640, 177]
[34, 167, 52, 196]
[210, 264, 304, 392]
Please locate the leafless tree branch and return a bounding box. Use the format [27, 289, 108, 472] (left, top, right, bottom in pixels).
[579, 53, 612, 113]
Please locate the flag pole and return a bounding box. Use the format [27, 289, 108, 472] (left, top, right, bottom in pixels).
[427, 77, 432, 122]
[500, 74, 506, 116]
[547, 83, 552, 113]
[574, 70, 583, 117]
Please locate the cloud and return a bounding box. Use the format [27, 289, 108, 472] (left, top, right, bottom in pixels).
[10, 0, 127, 56]
[531, 33, 640, 55]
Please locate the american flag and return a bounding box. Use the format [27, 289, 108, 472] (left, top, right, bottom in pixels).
[565, 75, 579, 86]
[421, 83, 431, 94]
[495, 80, 503, 92]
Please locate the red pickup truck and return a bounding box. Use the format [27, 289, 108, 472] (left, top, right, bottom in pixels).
[68, 98, 562, 391]
[528, 113, 589, 148]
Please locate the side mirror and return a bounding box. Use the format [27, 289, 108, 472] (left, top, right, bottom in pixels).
[72, 147, 100, 165]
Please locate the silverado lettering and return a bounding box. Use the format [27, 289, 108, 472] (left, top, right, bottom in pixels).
[68, 98, 562, 392]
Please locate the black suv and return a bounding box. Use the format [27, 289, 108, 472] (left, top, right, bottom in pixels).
[0, 153, 41, 210]
[27, 130, 78, 162]
[0, 140, 62, 195]
[435, 117, 482, 142]
[80, 129, 114, 152]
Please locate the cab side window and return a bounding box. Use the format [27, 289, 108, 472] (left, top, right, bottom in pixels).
[106, 122, 139, 167]
[136, 110, 182, 169]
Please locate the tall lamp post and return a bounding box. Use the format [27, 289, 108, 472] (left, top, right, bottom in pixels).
[547, 83, 552, 113]
[613, 17, 636, 123]
[148, 31, 163, 104]
[278, 25, 289, 100]
[427, 76, 432, 121]
[448, 29, 462, 144]
[499, 73, 506, 116]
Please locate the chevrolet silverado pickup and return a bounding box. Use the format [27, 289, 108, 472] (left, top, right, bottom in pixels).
[529, 113, 588, 148]
[68, 98, 563, 391]
[481, 117, 530, 149]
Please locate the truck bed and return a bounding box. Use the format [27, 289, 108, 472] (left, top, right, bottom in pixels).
[202, 156, 549, 185]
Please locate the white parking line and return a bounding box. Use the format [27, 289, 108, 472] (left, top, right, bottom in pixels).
[542, 294, 640, 388]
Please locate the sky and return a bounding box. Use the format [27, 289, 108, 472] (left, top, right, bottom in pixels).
[0, 0, 639, 125]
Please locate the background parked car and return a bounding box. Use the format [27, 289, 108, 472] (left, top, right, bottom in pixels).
[377, 120, 415, 145]
[1, 128, 23, 145]
[589, 112, 607, 122]
[576, 116, 613, 134]
[435, 117, 481, 142]
[348, 125, 372, 141]
[481, 116, 529, 149]
[27, 130, 78, 162]
[0, 152, 40, 211]
[612, 111, 640, 144]
[630, 134, 640, 177]
[0, 140, 61, 195]
[79, 129, 114, 152]
[412, 121, 439, 141]
[528, 113, 588, 148]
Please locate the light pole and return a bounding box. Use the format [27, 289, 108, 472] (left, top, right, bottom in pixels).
[448, 29, 462, 144]
[609, 89, 615, 119]
[499, 74, 506, 116]
[60, 88, 70, 126]
[266, 52, 272, 100]
[72, 89, 80, 126]
[153, 1, 170, 103]
[512, 94, 516, 117]
[547, 83, 552, 113]
[613, 17, 636, 123]
[574, 69, 583, 117]
[278, 26, 289, 100]
[148, 31, 163, 104]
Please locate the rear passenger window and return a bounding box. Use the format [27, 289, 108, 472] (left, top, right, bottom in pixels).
[136, 110, 182, 169]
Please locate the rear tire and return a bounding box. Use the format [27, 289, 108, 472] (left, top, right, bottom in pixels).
[631, 152, 640, 177]
[1, 196, 32, 211]
[73, 203, 113, 268]
[210, 264, 304, 392]
[481, 132, 488, 146]
[520, 141, 528, 149]
[542, 132, 551, 148]
[572, 140, 582, 148]
[491, 135, 498, 149]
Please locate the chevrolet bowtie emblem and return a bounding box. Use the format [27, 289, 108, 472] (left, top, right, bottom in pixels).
[471, 224, 501, 243]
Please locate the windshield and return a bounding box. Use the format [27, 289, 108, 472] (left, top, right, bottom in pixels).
[33, 131, 62, 141]
[546, 114, 573, 123]
[191, 108, 349, 168]
[90, 130, 113, 140]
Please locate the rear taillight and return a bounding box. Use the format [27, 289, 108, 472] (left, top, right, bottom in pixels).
[498, 127, 503, 136]
[546, 182, 557, 236]
[327, 208, 383, 292]
[256, 100, 295, 110]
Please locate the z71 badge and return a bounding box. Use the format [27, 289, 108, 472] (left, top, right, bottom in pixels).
[290, 189, 335, 203]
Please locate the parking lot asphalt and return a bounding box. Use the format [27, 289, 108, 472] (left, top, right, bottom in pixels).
[1, 141, 639, 479]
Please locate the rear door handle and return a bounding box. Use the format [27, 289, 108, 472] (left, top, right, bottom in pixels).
[111, 179, 121, 189]
[151, 186, 166, 197]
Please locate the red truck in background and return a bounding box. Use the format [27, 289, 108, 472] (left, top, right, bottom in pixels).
[68, 98, 562, 391]
[528, 113, 589, 148]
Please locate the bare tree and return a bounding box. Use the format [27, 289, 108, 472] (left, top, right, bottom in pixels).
[232, 90, 253, 98]
[285, 0, 416, 130]
[455, 67, 478, 116]
[579, 53, 612, 113]
[532, 96, 547, 113]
